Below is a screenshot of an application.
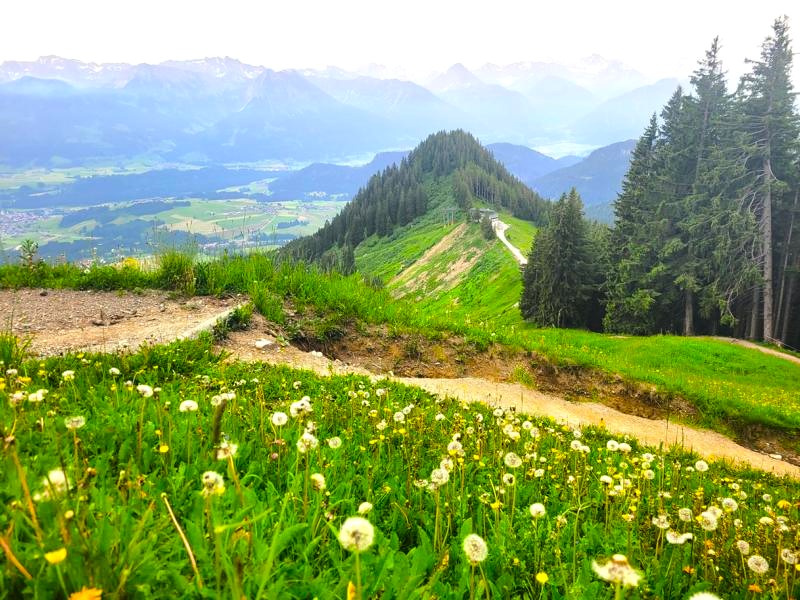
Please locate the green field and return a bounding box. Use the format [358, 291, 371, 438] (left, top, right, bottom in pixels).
[0, 334, 797, 598]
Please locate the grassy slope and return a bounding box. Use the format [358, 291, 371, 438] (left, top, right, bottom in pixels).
[2, 337, 797, 598]
[353, 179, 800, 433]
[356, 181, 532, 328]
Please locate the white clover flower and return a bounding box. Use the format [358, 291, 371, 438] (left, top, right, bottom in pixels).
[201, 471, 225, 497]
[296, 432, 319, 454]
[430, 468, 449, 487]
[109, 367, 121, 376]
[338, 516, 375, 553]
[179, 400, 199, 412]
[358, 501, 373, 515]
[64, 416, 86, 430]
[216, 440, 239, 460]
[463, 533, 488, 564]
[310, 473, 326, 491]
[271, 411, 288, 426]
[393, 411, 405, 423]
[694, 460, 709, 472]
[504, 452, 522, 469]
[678, 508, 693, 522]
[327, 436, 342, 449]
[747, 554, 769, 575]
[592, 554, 641, 588]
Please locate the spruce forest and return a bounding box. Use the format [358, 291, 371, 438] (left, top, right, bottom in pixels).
[522, 17, 800, 348]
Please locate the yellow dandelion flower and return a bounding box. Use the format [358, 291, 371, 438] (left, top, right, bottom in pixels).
[44, 547, 67, 565]
[777, 499, 791, 510]
[158, 445, 169, 454]
[536, 572, 549, 585]
[69, 587, 103, 600]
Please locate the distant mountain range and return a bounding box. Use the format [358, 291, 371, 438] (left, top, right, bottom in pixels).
[266, 140, 633, 221]
[0, 56, 677, 168]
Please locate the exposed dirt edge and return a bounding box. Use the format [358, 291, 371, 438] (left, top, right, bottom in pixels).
[280, 317, 800, 469]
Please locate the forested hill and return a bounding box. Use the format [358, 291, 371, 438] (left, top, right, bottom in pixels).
[281, 130, 550, 263]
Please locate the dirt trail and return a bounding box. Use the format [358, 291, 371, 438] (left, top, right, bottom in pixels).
[4, 289, 795, 478]
[223, 324, 800, 479]
[712, 336, 800, 366]
[493, 219, 528, 266]
[1, 289, 241, 356]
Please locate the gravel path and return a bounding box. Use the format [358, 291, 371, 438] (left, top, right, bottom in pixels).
[223, 323, 799, 479]
[712, 336, 800, 366]
[493, 219, 528, 265]
[1, 289, 240, 356]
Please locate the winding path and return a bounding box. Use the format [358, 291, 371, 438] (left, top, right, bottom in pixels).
[492, 219, 528, 266]
[225, 325, 800, 479]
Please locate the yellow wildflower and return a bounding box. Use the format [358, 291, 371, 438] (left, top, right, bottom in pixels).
[69, 587, 103, 600]
[44, 548, 67, 565]
[536, 572, 548, 585]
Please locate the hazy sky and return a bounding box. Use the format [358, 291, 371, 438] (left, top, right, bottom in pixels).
[1, 0, 797, 81]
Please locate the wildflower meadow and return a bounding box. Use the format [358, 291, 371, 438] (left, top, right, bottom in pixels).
[0, 335, 798, 598]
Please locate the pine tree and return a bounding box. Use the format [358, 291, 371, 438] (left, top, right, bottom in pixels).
[740, 16, 800, 341]
[520, 189, 592, 328]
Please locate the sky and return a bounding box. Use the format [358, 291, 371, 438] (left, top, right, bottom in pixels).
[1, 0, 797, 82]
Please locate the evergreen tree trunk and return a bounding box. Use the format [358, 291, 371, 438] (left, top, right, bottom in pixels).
[748, 287, 760, 340]
[780, 269, 796, 343]
[762, 156, 774, 341]
[775, 189, 797, 340]
[683, 288, 695, 335]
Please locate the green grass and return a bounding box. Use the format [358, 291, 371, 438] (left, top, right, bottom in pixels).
[1, 336, 798, 598]
[2, 241, 799, 435]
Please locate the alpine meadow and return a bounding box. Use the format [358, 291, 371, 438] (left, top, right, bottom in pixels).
[1, 4, 800, 600]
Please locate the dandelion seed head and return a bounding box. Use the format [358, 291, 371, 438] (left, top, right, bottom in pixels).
[462, 533, 488, 564]
[179, 400, 198, 412]
[747, 554, 769, 575]
[338, 516, 375, 553]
